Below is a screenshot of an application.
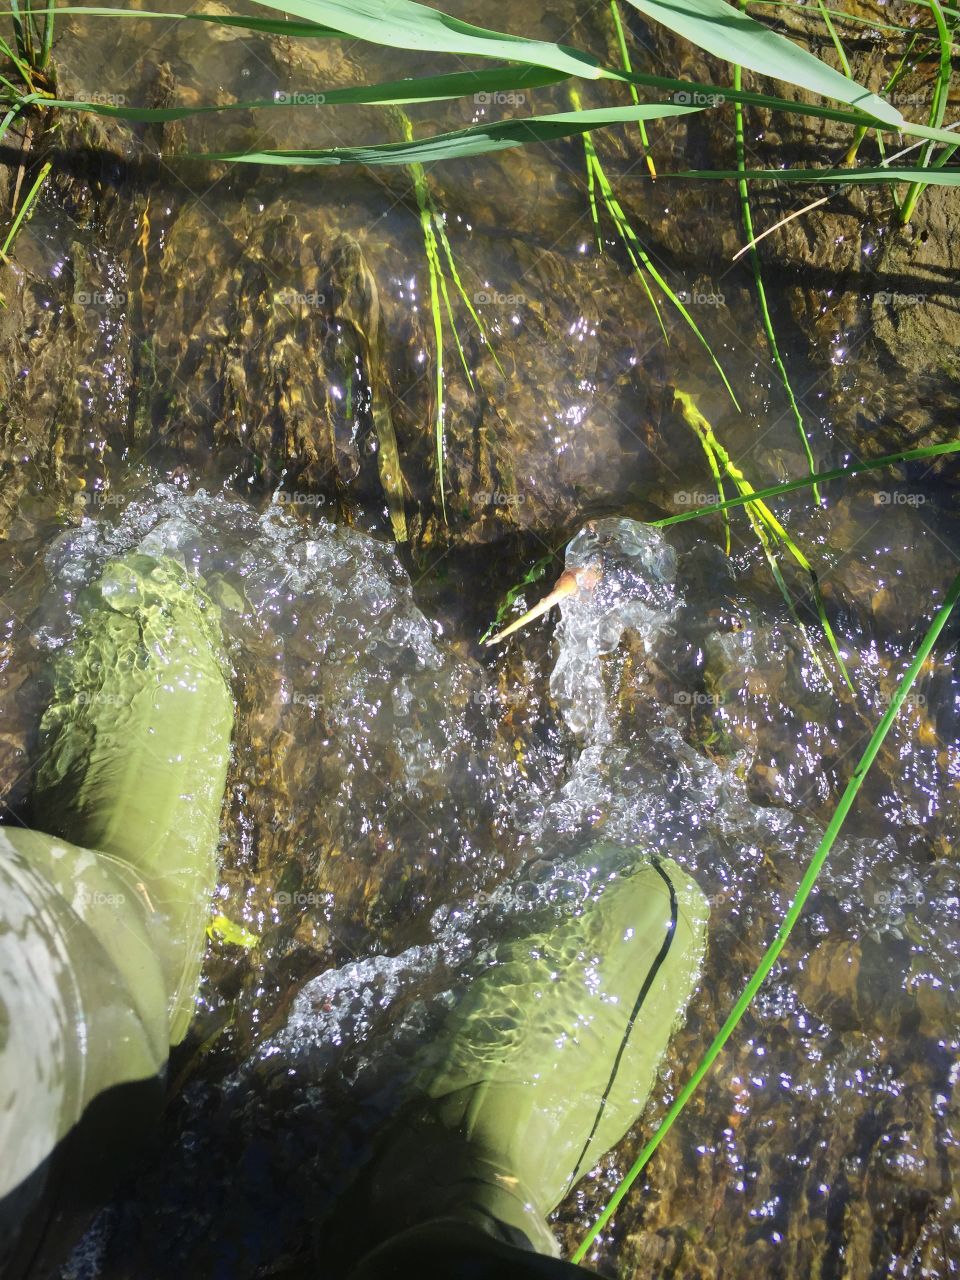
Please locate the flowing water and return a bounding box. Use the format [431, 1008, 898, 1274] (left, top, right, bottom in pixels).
[1, 0, 960, 1276]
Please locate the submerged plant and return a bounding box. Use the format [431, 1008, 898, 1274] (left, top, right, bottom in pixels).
[571, 88, 740, 409]
[673, 389, 852, 689]
[389, 106, 503, 521]
[608, 0, 657, 180]
[732, 53, 819, 501]
[651, 438, 960, 527]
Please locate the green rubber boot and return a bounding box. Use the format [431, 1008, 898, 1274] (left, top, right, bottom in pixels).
[30, 553, 234, 1045]
[348, 848, 708, 1275]
[0, 555, 233, 1248]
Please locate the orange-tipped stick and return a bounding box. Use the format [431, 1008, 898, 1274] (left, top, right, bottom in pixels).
[483, 564, 601, 647]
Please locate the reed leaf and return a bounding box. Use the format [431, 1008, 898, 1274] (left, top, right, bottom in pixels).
[623, 0, 902, 122]
[203, 102, 704, 166]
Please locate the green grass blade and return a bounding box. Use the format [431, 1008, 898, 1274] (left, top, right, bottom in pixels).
[36, 66, 570, 119]
[900, 0, 952, 222]
[0, 54, 32, 94]
[613, 227, 738, 405]
[611, 67, 960, 148]
[25, 0, 48, 66]
[396, 106, 449, 523]
[0, 158, 50, 258]
[425, 220, 446, 522]
[684, 392, 831, 681]
[735, 487, 852, 688]
[577, 117, 667, 341]
[695, 433, 732, 554]
[14, 0, 601, 77]
[433, 243, 475, 392]
[572, 567, 960, 1265]
[202, 102, 704, 166]
[653, 440, 960, 526]
[814, 0, 852, 76]
[733, 58, 819, 501]
[392, 105, 499, 518]
[204, 93, 960, 166]
[37, 5, 341, 33]
[37, 0, 53, 68]
[9, 0, 29, 65]
[602, 181, 667, 339]
[585, 140, 603, 253]
[788, 560, 852, 689]
[669, 164, 960, 184]
[809, 0, 882, 168]
[0, 104, 21, 145]
[844, 34, 917, 168]
[588, 150, 663, 326]
[753, 520, 833, 684]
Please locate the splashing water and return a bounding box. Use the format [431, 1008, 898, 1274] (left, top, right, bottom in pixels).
[19, 497, 958, 1278]
[550, 517, 681, 742]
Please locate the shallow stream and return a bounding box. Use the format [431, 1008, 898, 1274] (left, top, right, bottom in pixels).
[1, 0, 959, 1276]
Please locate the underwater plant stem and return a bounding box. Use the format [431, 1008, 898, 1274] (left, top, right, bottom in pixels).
[425, 216, 446, 522]
[845, 34, 919, 168]
[815, 0, 852, 76]
[573, 566, 960, 1264]
[608, 0, 657, 179]
[733, 36, 819, 501]
[36, 0, 53, 68]
[392, 106, 449, 519]
[570, 88, 666, 337]
[569, 89, 740, 408]
[697, 433, 731, 555]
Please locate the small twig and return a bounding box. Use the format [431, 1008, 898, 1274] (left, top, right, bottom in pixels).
[731, 193, 832, 261]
